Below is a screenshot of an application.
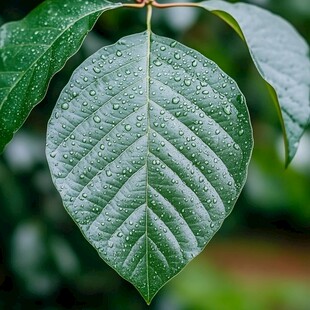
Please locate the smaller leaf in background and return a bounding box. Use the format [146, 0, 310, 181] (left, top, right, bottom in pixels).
[46, 31, 253, 303]
[200, 0, 310, 165]
[0, 0, 122, 153]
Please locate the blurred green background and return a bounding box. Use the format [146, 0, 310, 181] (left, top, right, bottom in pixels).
[0, 0, 309, 309]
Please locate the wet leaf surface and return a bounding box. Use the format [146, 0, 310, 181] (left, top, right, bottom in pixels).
[0, 0, 121, 152]
[46, 31, 253, 303]
[200, 0, 310, 164]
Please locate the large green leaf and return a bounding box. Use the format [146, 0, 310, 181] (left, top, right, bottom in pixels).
[46, 31, 253, 303]
[199, 0, 310, 164]
[0, 0, 121, 152]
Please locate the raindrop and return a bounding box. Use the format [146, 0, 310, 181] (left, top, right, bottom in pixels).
[233, 143, 240, 150]
[93, 115, 101, 123]
[106, 170, 112, 177]
[172, 97, 180, 104]
[116, 50, 122, 57]
[223, 105, 232, 115]
[89, 90, 96, 96]
[125, 124, 132, 131]
[113, 104, 120, 110]
[153, 59, 162, 66]
[174, 52, 181, 60]
[93, 67, 101, 73]
[184, 79, 191, 86]
[61, 103, 69, 110]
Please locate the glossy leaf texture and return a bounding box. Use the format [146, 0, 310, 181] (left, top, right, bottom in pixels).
[0, 0, 121, 152]
[46, 32, 253, 303]
[199, 0, 310, 164]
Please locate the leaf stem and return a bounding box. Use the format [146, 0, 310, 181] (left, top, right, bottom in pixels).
[152, 1, 199, 8]
[146, 4, 152, 31]
[123, 0, 199, 9]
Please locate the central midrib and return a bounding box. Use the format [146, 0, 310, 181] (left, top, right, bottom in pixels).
[144, 29, 151, 302]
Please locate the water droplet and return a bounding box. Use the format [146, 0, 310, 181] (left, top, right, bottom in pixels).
[89, 90, 96, 96]
[192, 60, 197, 67]
[153, 59, 162, 66]
[172, 97, 180, 104]
[223, 105, 232, 115]
[184, 79, 191, 86]
[174, 52, 181, 60]
[93, 115, 101, 123]
[93, 67, 101, 73]
[113, 104, 120, 110]
[170, 41, 177, 48]
[61, 103, 69, 110]
[50, 152, 56, 158]
[233, 143, 240, 150]
[108, 241, 114, 248]
[106, 170, 112, 177]
[116, 50, 122, 57]
[238, 129, 244, 136]
[125, 124, 132, 131]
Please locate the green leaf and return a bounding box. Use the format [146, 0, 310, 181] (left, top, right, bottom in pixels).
[199, 0, 310, 165]
[46, 31, 253, 303]
[0, 0, 121, 152]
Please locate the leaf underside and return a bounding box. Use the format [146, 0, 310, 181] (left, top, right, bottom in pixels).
[200, 0, 310, 164]
[0, 0, 121, 152]
[46, 31, 253, 303]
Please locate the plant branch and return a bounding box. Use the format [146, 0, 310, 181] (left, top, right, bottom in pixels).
[123, 0, 199, 9]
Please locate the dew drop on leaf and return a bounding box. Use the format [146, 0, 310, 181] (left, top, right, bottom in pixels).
[61, 103, 69, 110]
[93, 115, 101, 123]
[124, 124, 132, 131]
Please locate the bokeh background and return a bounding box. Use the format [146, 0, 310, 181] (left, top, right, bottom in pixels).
[0, 0, 309, 309]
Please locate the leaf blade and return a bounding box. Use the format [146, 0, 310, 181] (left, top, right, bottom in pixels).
[199, 0, 310, 164]
[46, 31, 253, 303]
[0, 0, 121, 152]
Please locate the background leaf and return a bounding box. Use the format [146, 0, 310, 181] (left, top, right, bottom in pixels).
[199, 0, 310, 164]
[46, 31, 253, 303]
[0, 0, 121, 152]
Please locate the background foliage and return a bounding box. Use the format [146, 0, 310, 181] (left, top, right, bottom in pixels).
[0, 0, 309, 309]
